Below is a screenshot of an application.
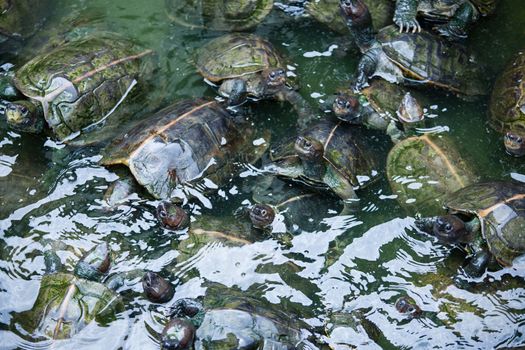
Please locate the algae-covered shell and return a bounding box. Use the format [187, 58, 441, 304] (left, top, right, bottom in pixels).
[14, 34, 155, 140]
[387, 134, 478, 216]
[0, 0, 51, 46]
[306, 0, 393, 34]
[166, 0, 273, 31]
[444, 181, 525, 266]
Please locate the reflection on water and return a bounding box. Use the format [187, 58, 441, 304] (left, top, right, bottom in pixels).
[1, 0, 525, 349]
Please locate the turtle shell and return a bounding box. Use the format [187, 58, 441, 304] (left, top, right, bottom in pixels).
[489, 51, 525, 136]
[166, 0, 273, 31]
[13, 34, 155, 140]
[0, 0, 50, 45]
[444, 181, 525, 266]
[306, 0, 393, 34]
[196, 33, 283, 83]
[469, 0, 498, 16]
[387, 134, 478, 216]
[360, 79, 406, 118]
[15, 273, 123, 340]
[376, 25, 485, 97]
[102, 99, 268, 200]
[270, 120, 378, 192]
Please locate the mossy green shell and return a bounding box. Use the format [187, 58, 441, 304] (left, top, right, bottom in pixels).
[166, 0, 273, 31]
[444, 181, 525, 266]
[14, 273, 123, 340]
[489, 51, 525, 135]
[0, 0, 50, 44]
[377, 25, 485, 97]
[386, 134, 478, 216]
[306, 0, 393, 34]
[14, 35, 154, 140]
[196, 33, 283, 83]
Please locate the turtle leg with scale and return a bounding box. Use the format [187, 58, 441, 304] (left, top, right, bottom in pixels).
[393, 0, 421, 33]
[434, 2, 476, 40]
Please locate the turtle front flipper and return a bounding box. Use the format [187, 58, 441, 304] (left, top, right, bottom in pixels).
[219, 78, 249, 106]
[355, 51, 379, 91]
[434, 2, 474, 40]
[393, 0, 421, 33]
[463, 249, 491, 278]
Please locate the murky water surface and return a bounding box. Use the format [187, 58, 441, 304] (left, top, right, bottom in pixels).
[1, 0, 525, 349]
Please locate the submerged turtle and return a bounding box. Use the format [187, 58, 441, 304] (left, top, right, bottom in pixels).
[2, 33, 155, 141]
[393, 0, 498, 40]
[387, 133, 478, 216]
[330, 79, 425, 143]
[101, 99, 268, 201]
[306, 0, 393, 35]
[489, 50, 525, 157]
[195, 33, 314, 124]
[13, 243, 124, 340]
[415, 181, 525, 277]
[161, 288, 316, 349]
[267, 119, 379, 206]
[166, 0, 273, 31]
[339, 0, 485, 97]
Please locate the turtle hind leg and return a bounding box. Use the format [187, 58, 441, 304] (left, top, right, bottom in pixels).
[434, 2, 476, 40]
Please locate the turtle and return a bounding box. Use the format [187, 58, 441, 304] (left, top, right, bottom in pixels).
[13, 243, 125, 340]
[160, 287, 317, 350]
[306, 0, 393, 35]
[386, 133, 479, 216]
[101, 99, 269, 202]
[266, 119, 379, 207]
[339, 0, 486, 97]
[415, 181, 525, 277]
[395, 297, 422, 318]
[329, 79, 425, 143]
[393, 0, 498, 41]
[195, 33, 314, 125]
[488, 50, 525, 157]
[2, 33, 155, 141]
[143, 271, 175, 304]
[165, 0, 273, 31]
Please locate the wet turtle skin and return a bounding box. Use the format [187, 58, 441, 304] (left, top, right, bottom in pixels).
[306, 0, 393, 35]
[443, 181, 525, 266]
[12, 34, 155, 140]
[102, 99, 268, 200]
[386, 133, 478, 216]
[0, 0, 51, 49]
[489, 50, 525, 155]
[165, 0, 273, 31]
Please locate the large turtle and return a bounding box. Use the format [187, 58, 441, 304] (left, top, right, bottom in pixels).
[101, 99, 269, 202]
[415, 181, 525, 277]
[329, 79, 425, 143]
[195, 33, 314, 125]
[339, 0, 486, 97]
[393, 0, 498, 40]
[2, 33, 155, 141]
[386, 133, 478, 216]
[266, 119, 379, 207]
[306, 0, 393, 35]
[165, 0, 273, 31]
[489, 50, 525, 157]
[13, 243, 124, 340]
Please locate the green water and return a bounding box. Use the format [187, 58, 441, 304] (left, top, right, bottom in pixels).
[1, 0, 525, 349]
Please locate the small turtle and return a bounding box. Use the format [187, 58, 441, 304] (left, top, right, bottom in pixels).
[386, 133, 478, 216]
[101, 99, 269, 201]
[339, 0, 486, 97]
[415, 181, 525, 277]
[2, 33, 155, 141]
[142, 271, 175, 303]
[13, 243, 125, 340]
[395, 297, 422, 318]
[195, 33, 314, 124]
[306, 0, 393, 35]
[489, 50, 525, 157]
[330, 79, 425, 143]
[393, 0, 498, 40]
[165, 0, 273, 31]
[267, 119, 379, 207]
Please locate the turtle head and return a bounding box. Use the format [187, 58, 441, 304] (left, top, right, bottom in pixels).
[157, 201, 190, 230]
[294, 136, 324, 162]
[430, 215, 473, 244]
[5, 100, 44, 134]
[264, 68, 287, 89]
[395, 297, 422, 318]
[161, 318, 195, 350]
[504, 131, 525, 157]
[339, 0, 371, 28]
[333, 93, 362, 123]
[74, 243, 111, 281]
[397, 92, 424, 128]
[142, 271, 174, 303]
[249, 204, 276, 229]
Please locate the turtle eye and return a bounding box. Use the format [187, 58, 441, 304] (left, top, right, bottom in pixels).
[261, 209, 267, 216]
[20, 106, 28, 115]
[269, 71, 276, 79]
[406, 306, 415, 313]
[278, 69, 285, 75]
[345, 101, 352, 109]
[304, 140, 312, 148]
[7, 103, 16, 111]
[518, 137, 523, 144]
[445, 223, 452, 232]
[159, 209, 167, 218]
